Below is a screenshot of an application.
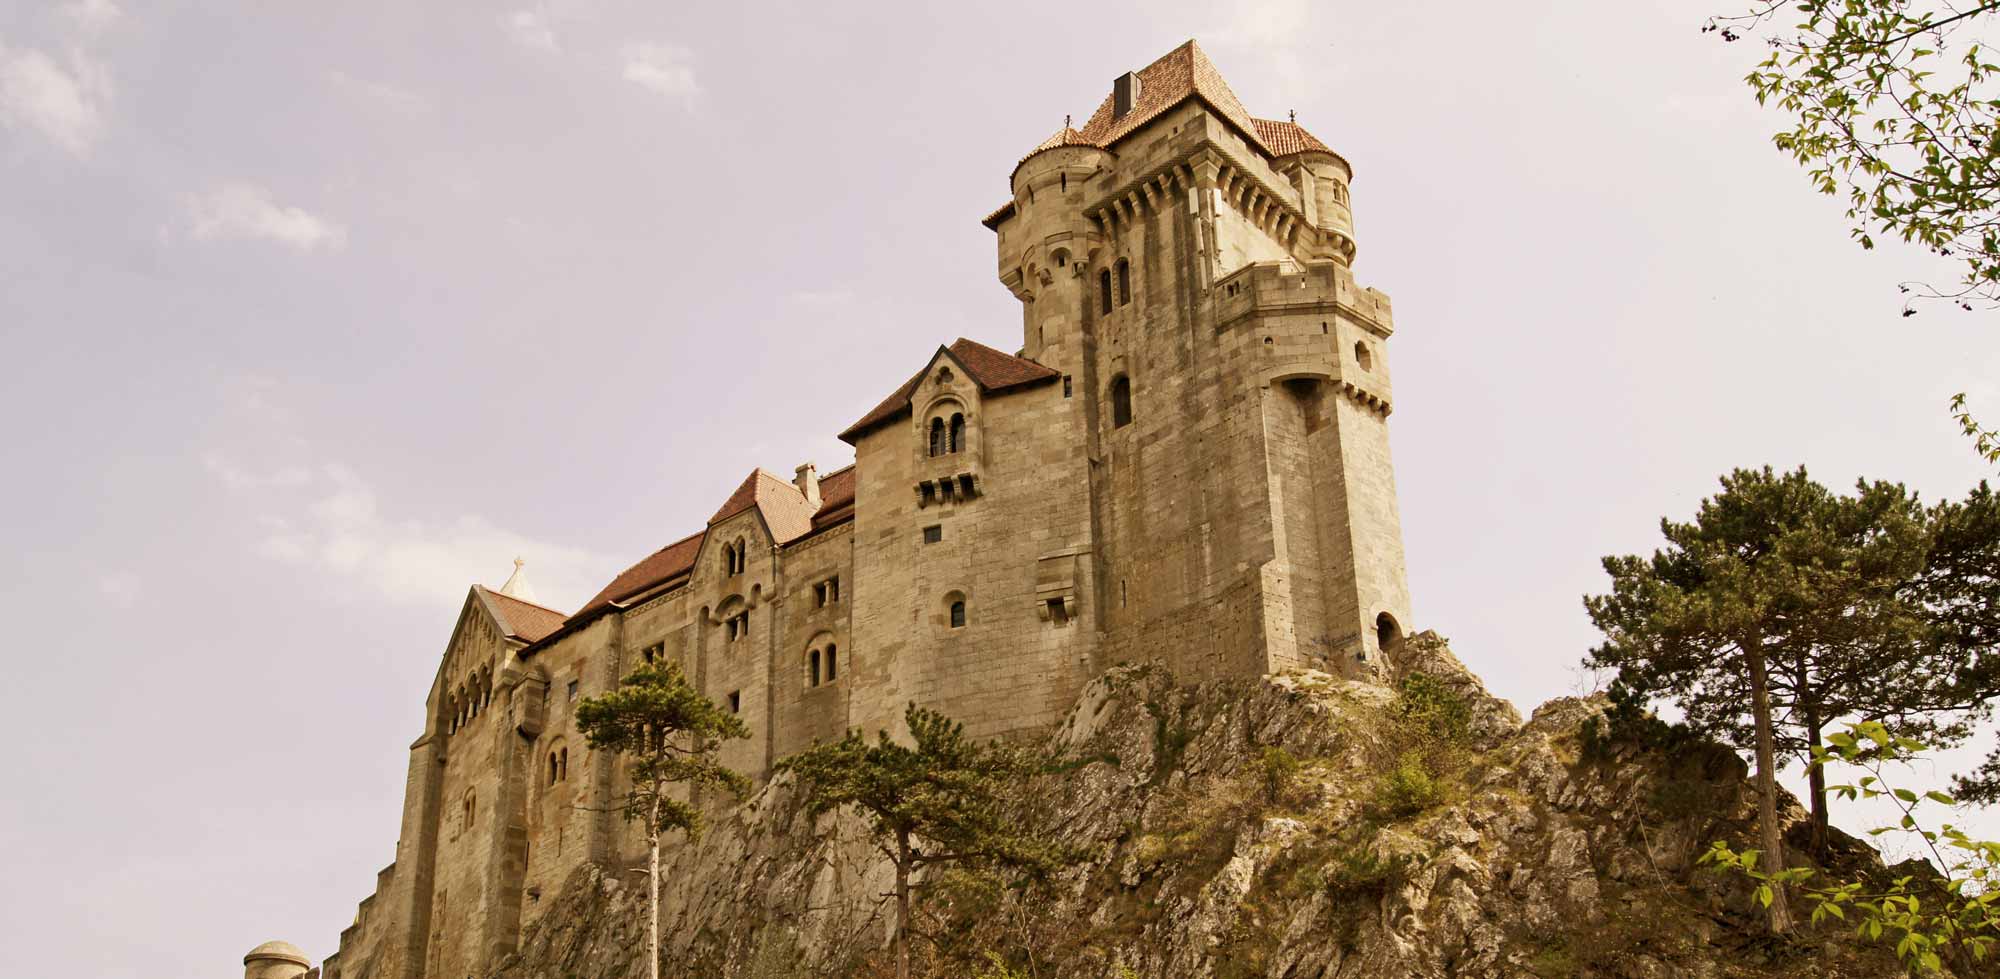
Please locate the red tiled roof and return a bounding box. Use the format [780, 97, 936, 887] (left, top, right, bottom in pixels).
[838, 337, 1059, 444]
[1251, 118, 1333, 157]
[478, 587, 568, 643]
[710, 468, 818, 542]
[573, 530, 706, 618]
[808, 464, 858, 532]
[1075, 40, 1270, 155]
[981, 201, 1015, 229]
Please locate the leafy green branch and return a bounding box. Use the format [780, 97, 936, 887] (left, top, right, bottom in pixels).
[1701, 721, 1999, 973]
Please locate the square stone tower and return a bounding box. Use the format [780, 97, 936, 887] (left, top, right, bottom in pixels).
[985, 41, 1412, 681]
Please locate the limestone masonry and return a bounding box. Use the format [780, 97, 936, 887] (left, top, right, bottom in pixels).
[253, 40, 1415, 979]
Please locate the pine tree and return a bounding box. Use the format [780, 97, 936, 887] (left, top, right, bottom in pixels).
[776, 704, 1071, 979]
[574, 662, 750, 979]
[1584, 467, 2000, 931]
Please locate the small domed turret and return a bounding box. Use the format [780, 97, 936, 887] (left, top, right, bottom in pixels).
[244, 940, 311, 979]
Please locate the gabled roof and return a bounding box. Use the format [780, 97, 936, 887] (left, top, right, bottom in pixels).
[838, 337, 1060, 444]
[709, 468, 817, 542]
[1077, 40, 1270, 155]
[572, 530, 706, 620]
[541, 461, 860, 649]
[476, 585, 568, 643]
[810, 464, 858, 531]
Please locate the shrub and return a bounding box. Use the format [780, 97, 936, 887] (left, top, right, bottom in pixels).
[1369, 751, 1443, 819]
[1394, 673, 1471, 745]
[1257, 746, 1302, 806]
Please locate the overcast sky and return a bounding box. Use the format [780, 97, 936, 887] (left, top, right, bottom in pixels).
[3, 1, 1997, 975]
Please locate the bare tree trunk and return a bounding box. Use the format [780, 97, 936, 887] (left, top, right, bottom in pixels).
[1746, 643, 1794, 933]
[649, 790, 662, 979]
[1805, 712, 1828, 857]
[895, 831, 912, 979]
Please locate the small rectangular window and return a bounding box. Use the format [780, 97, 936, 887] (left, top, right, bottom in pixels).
[727, 690, 741, 713]
[923, 525, 942, 544]
[1062, 375, 1073, 398]
[566, 680, 579, 701]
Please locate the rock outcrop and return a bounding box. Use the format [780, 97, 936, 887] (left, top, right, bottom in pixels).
[494, 634, 1909, 978]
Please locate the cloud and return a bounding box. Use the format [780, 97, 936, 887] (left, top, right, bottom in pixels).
[212, 455, 609, 611]
[185, 183, 347, 251]
[0, 44, 110, 155]
[621, 42, 699, 101]
[327, 71, 428, 116]
[501, 9, 559, 52]
[58, 0, 123, 34]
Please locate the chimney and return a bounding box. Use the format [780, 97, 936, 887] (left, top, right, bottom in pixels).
[1112, 71, 1141, 119]
[795, 462, 821, 510]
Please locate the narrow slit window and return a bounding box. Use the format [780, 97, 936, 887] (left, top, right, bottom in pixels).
[1099, 269, 1113, 314]
[826, 643, 837, 681]
[1110, 374, 1132, 428]
[1116, 259, 1131, 306]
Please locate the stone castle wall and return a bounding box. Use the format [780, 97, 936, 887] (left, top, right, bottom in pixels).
[316, 56, 1411, 979]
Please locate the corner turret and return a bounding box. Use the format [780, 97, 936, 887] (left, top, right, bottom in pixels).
[243, 941, 313, 979]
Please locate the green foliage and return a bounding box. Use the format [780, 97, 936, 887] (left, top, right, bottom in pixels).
[777, 703, 1071, 880]
[1583, 466, 2000, 828]
[572, 662, 750, 841]
[1953, 394, 2000, 465]
[1701, 722, 2000, 973]
[776, 704, 1079, 979]
[1711, 1, 2000, 308]
[1256, 746, 1302, 807]
[1368, 751, 1444, 820]
[1394, 673, 1472, 746]
[1320, 839, 1409, 898]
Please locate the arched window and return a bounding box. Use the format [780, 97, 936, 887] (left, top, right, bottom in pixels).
[825, 643, 838, 681]
[559, 747, 569, 782]
[929, 417, 945, 457]
[1354, 341, 1373, 372]
[1099, 269, 1113, 314]
[949, 600, 966, 629]
[1110, 374, 1132, 428]
[1376, 612, 1402, 652]
[548, 752, 559, 786]
[809, 648, 822, 687]
[1116, 258, 1131, 306]
[948, 413, 964, 453]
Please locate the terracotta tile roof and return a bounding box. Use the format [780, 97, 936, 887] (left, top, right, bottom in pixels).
[981, 200, 1015, 229]
[838, 337, 1059, 444]
[1251, 117, 1333, 157]
[478, 586, 568, 643]
[549, 460, 859, 643]
[573, 530, 706, 619]
[1031, 126, 1092, 154]
[709, 468, 818, 542]
[1075, 40, 1271, 155]
[815, 464, 856, 513]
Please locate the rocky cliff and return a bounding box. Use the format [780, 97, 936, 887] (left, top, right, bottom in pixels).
[494, 634, 1911, 978]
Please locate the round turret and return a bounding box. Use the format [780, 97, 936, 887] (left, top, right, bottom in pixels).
[1001, 135, 1114, 364]
[244, 940, 311, 979]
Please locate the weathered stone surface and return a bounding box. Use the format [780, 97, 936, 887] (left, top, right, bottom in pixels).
[485, 635, 1913, 979]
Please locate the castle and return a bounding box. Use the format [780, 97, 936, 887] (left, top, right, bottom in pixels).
[252, 40, 1413, 979]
